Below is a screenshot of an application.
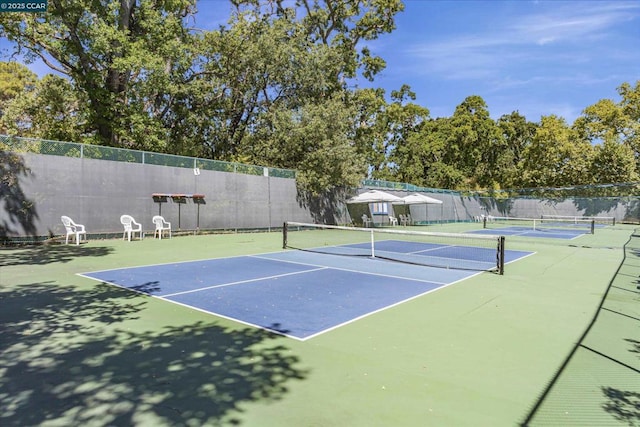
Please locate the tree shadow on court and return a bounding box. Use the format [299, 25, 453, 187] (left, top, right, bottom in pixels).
[601, 387, 640, 427]
[626, 338, 640, 357]
[0, 151, 38, 242]
[601, 339, 640, 426]
[0, 243, 113, 267]
[0, 281, 309, 426]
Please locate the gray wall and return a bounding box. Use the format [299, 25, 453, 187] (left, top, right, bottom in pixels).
[5, 152, 315, 239]
[3, 151, 639, 240]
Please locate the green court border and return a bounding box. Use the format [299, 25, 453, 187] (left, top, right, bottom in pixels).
[1, 223, 638, 426]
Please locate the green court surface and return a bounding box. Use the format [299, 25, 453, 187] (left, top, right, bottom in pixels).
[1, 223, 638, 426]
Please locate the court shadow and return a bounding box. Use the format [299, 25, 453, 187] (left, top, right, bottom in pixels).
[0, 151, 38, 242]
[601, 387, 640, 426]
[626, 338, 640, 356]
[0, 281, 309, 426]
[130, 281, 162, 294]
[0, 244, 113, 267]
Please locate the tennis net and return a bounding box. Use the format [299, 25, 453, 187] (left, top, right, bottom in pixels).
[540, 214, 615, 225]
[483, 216, 595, 234]
[283, 222, 506, 274]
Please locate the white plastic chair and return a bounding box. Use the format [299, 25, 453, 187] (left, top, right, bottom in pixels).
[361, 214, 372, 228]
[120, 215, 143, 241]
[152, 215, 171, 239]
[389, 215, 398, 226]
[61, 216, 86, 245]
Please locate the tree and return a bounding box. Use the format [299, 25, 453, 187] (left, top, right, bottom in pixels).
[173, 8, 343, 160]
[294, 0, 404, 81]
[447, 96, 503, 189]
[350, 84, 430, 181]
[590, 139, 638, 184]
[0, 62, 37, 133]
[497, 111, 537, 188]
[175, 0, 404, 193]
[391, 117, 467, 189]
[521, 115, 593, 187]
[0, 61, 36, 104]
[616, 81, 640, 171]
[246, 95, 367, 195]
[1, 74, 88, 142]
[572, 82, 640, 184]
[350, 87, 389, 176]
[0, 0, 198, 149]
[192, 0, 404, 154]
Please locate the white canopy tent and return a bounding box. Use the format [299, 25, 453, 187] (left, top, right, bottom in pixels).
[397, 193, 443, 205]
[392, 193, 443, 225]
[346, 190, 405, 204]
[346, 190, 404, 226]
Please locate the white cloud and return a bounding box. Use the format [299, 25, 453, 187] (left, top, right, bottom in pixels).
[510, 2, 639, 45]
[402, 1, 640, 82]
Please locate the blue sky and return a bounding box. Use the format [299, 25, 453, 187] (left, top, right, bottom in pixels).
[196, 0, 640, 122]
[3, 0, 639, 124]
[361, 0, 640, 122]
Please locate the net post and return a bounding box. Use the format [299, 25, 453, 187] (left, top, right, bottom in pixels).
[498, 236, 505, 275]
[590, 220, 595, 234]
[370, 230, 375, 258]
[483, 215, 487, 229]
[283, 221, 288, 249]
[613, 217, 616, 226]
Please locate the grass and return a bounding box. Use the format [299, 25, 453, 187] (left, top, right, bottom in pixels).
[1, 223, 638, 426]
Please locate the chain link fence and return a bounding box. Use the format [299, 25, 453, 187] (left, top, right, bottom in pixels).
[0, 135, 296, 179]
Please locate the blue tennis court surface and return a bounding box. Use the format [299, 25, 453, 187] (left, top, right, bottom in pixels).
[471, 225, 596, 239]
[80, 246, 532, 340]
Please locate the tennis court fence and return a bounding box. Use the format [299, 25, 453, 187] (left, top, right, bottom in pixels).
[0, 134, 296, 178]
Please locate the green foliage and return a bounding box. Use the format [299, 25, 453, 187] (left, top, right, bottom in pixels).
[0, 62, 37, 133]
[496, 111, 536, 188]
[243, 95, 367, 195]
[0, 74, 89, 142]
[0, 0, 197, 148]
[0, 62, 36, 104]
[591, 140, 638, 184]
[354, 84, 430, 181]
[1, 1, 639, 194]
[521, 115, 594, 187]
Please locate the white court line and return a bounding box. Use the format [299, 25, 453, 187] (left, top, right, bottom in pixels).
[249, 254, 449, 285]
[160, 267, 328, 298]
[78, 249, 533, 341]
[299, 270, 483, 341]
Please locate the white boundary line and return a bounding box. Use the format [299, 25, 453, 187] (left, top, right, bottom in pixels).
[77, 247, 535, 341]
[299, 272, 482, 341]
[249, 254, 449, 285]
[161, 267, 328, 297]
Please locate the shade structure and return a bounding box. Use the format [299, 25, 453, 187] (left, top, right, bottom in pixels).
[395, 193, 443, 205]
[346, 190, 404, 204]
[391, 193, 443, 225]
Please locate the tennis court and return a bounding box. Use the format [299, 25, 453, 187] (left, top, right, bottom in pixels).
[80, 238, 533, 340]
[473, 216, 603, 239]
[2, 222, 637, 427]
